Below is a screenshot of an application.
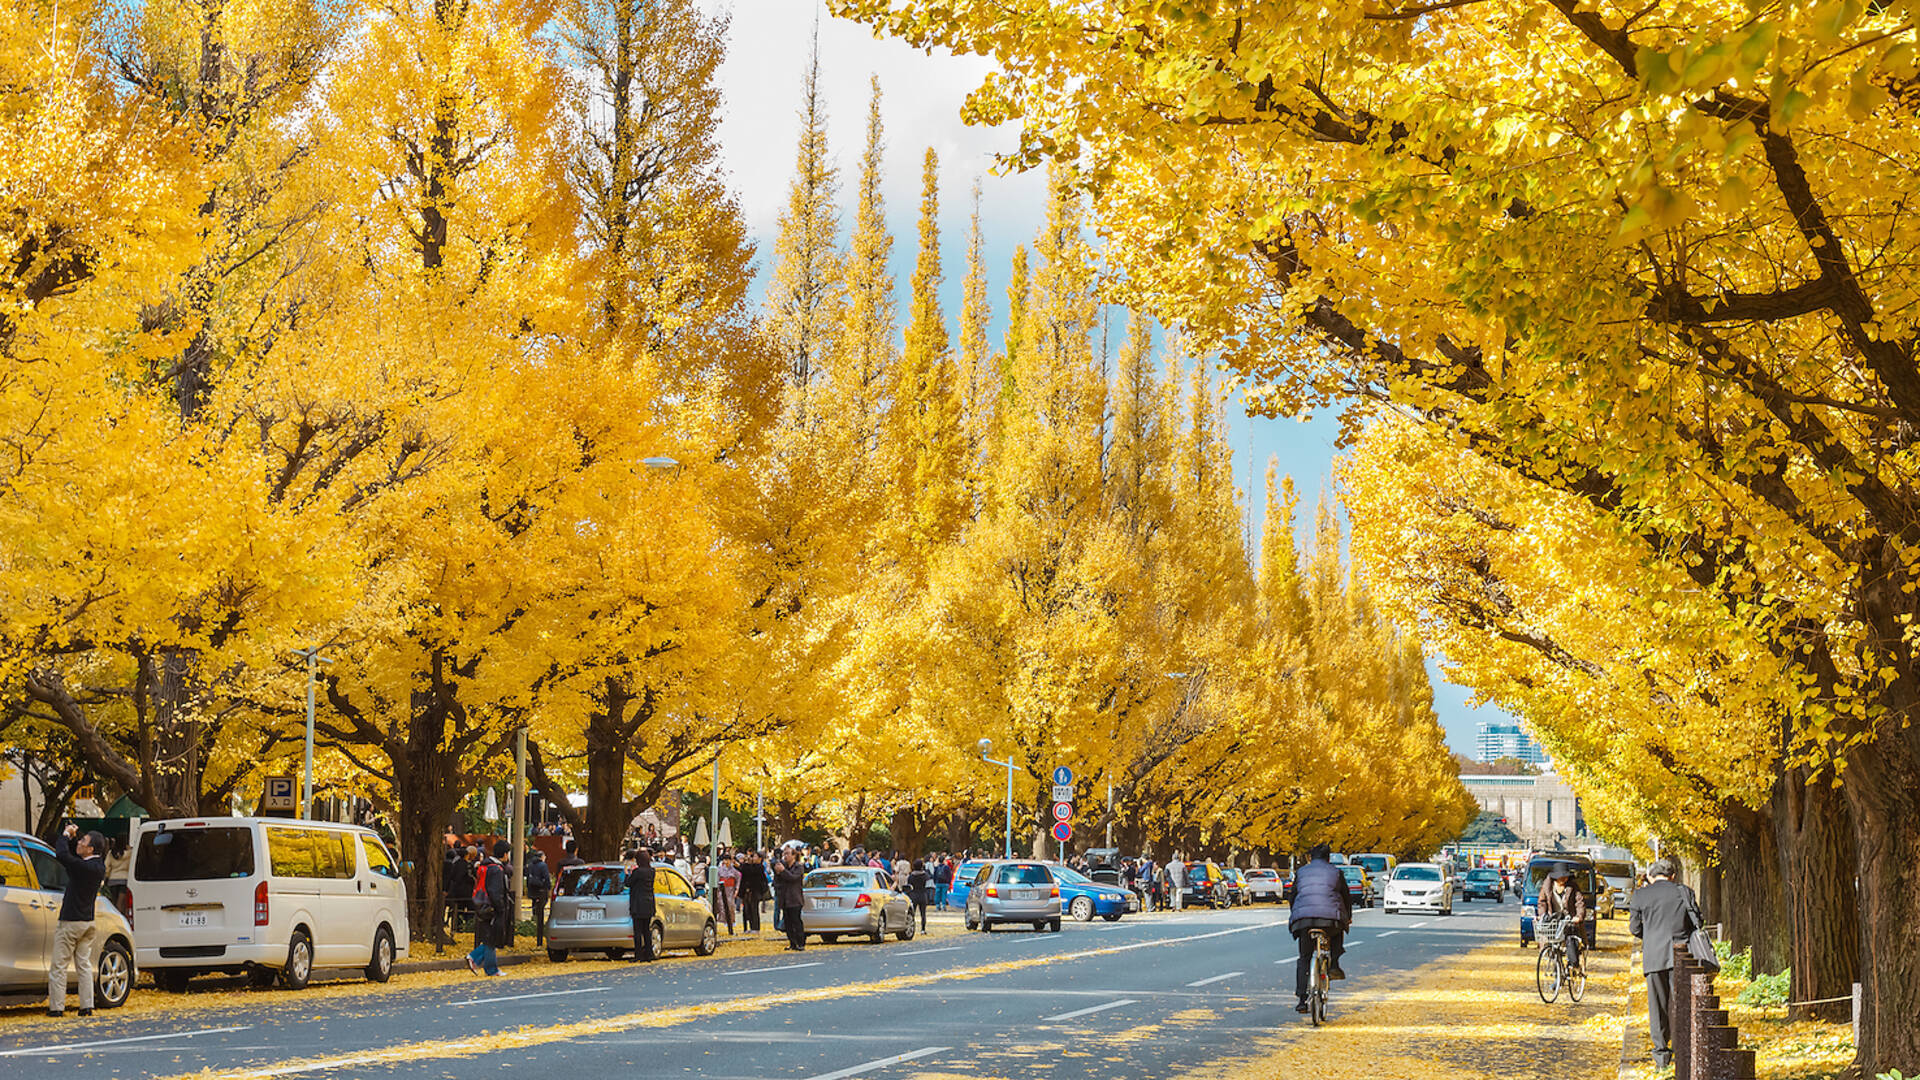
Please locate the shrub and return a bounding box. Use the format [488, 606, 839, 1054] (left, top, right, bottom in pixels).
[1715, 941, 1754, 981]
[1737, 968, 1790, 1007]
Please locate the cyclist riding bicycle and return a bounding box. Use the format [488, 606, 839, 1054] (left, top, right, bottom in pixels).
[1288, 843, 1353, 1014]
[1539, 866, 1587, 970]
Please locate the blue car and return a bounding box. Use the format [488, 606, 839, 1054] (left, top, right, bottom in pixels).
[1519, 854, 1599, 949]
[1053, 865, 1136, 922]
[946, 860, 995, 911]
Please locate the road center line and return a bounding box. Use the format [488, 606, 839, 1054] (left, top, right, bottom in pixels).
[0, 1026, 252, 1057]
[152, 921, 1272, 1080]
[1185, 971, 1244, 987]
[1043, 998, 1139, 1021]
[721, 961, 823, 976]
[802, 1045, 951, 1080]
[448, 986, 608, 1006]
[895, 946, 962, 957]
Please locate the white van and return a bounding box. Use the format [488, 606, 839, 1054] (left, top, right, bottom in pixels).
[129, 818, 409, 990]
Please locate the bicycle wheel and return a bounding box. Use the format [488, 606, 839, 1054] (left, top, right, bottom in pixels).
[1567, 956, 1587, 1002]
[1535, 946, 1562, 1003]
[1310, 947, 1329, 1026]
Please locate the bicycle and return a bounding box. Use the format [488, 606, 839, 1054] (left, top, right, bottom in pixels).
[1305, 929, 1332, 1025]
[1535, 915, 1587, 1004]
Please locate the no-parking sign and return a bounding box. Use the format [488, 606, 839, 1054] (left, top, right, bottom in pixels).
[1052, 821, 1073, 842]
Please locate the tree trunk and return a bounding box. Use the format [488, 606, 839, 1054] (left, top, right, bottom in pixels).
[1842, 731, 1920, 1074]
[582, 682, 630, 862]
[946, 811, 970, 853]
[392, 707, 461, 947]
[148, 648, 205, 817]
[1776, 766, 1858, 1022]
[1717, 806, 1787, 973]
[890, 807, 922, 857]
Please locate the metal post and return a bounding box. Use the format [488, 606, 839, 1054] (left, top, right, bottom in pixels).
[755, 785, 764, 852]
[1105, 783, 1113, 847]
[512, 727, 526, 936]
[709, 753, 721, 907]
[294, 647, 332, 820]
[1004, 761, 1013, 859]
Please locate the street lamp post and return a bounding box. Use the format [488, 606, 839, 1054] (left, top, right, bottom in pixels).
[293, 647, 333, 820]
[978, 738, 1015, 859]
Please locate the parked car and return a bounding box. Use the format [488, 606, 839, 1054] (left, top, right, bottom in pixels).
[131, 818, 408, 990]
[1382, 863, 1452, 915]
[1352, 853, 1398, 880]
[1339, 864, 1375, 908]
[965, 861, 1062, 932]
[1182, 861, 1230, 908]
[1053, 865, 1133, 922]
[1593, 859, 1636, 914]
[1244, 867, 1286, 903]
[946, 859, 994, 911]
[547, 862, 717, 960]
[1595, 878, 1618, 920]
[1219, 868, 1253, 906]
[0, 829, 138, 1009]
[801, 867, 915, 943]
[1519, 854, 1599, 949]
[1459, 867, 1506, 902]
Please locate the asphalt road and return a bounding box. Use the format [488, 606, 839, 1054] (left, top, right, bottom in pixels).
[0, 897, 1525, 1079]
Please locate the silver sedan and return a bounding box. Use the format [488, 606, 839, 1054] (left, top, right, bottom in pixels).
[800, 867, 915, 944]
[546, 863, 718, 961]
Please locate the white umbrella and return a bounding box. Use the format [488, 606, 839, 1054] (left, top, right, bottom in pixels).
[482, 788, 499, 822]
[693, 817, 709, 847]
[717, 818, 733, 847]
[781, 838, 807, 850]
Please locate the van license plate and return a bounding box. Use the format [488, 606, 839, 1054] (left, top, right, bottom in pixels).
[177, 913, 210, 928]
[578, 908, 603, 921]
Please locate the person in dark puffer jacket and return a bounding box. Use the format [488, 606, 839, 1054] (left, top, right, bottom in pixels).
[1287, 843, 1353, 1013]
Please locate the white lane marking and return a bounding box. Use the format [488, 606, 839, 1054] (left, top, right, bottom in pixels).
[896, 946, 963, 957]
[802, 1045, 952, 1080]
[721, 961, 823, 976]
[1186, 971, 1244, 987]
[0, 1026, 251, 1057]
[251, 1054, 392, 1077]
[1276, 957, 1298, 964]
[448, 985, 608, 1006]
[1043, 998, 1139, 1022]
[1376, 930, 1401, 938]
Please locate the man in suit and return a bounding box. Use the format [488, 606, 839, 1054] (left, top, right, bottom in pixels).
[774, 848, 808, 951]
[1628, 857, 1704, 1070]
[626, 849, 657, 962]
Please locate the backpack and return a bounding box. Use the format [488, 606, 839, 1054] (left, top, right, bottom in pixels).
[471, 863, 494, 912]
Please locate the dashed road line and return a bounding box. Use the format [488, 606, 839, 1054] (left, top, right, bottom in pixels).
[1042, 998, 1139, 1022]
[0, 1026, 252, 1058]
[802, 1045, 952, 1080]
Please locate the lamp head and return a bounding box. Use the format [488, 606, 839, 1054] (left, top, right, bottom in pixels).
[977, 738, 993, 757]
[642, 456, 680, 470]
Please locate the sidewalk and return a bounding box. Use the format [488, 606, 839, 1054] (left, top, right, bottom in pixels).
[1182, 922, 1636, 1080]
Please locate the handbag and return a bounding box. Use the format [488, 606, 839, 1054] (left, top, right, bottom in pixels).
[1687, 927, 1721, 970]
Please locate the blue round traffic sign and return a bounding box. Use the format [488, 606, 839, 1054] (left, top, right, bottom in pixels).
[1052, 765, 1074, 786]
[1052, 821, 1073, 842]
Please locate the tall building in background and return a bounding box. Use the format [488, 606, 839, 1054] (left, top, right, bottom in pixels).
[1477, 722, 1551, 766]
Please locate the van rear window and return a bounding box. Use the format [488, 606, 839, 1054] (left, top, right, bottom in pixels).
[136, 828, 256, 881]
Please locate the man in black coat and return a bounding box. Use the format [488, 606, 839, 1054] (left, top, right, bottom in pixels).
[1628, 857, 1704, 1071]
[736, 852, 769, 932]
[48, 825, 106, 1016]
[525, 850, 554, 946]
[1287, 844, 1353, 1013]
[626, 849, 657, 962]
[773, 849, 808, 951]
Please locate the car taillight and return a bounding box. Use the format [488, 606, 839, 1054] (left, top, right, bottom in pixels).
[985, 886, 999, 898]
[1050, 887, 1060, 898]
[855, 893, 871, 908]
[254, 880, 269, 926]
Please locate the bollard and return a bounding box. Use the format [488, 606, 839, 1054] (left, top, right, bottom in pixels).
[1703, 1024, 1741, 1080]
[1692, 1003, 1726, 1080]
[1722, 1048, 1757, 1080]
[1673, 948, 1695, 1080]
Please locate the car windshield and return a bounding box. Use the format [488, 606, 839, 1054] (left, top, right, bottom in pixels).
[1529, 862, 1595, 893]
[1595, 861, 1634, 881]
[1054, 867, 1090, 885]
[1341, 867, 1363, 881]
[1395, 867, 1441, 881]
[1356, 856, 1389, 873]
[1468, 870, 1501, 880]
[1248, 870, 1277, 879]
[806, 870, 871, 890]
[997, 864, 1053, 885]
[135, 827, 255, 881]
[560, 867, 631, 897]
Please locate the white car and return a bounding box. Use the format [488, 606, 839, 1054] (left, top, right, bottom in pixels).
[130, 818, 409, 990]
[0, 829, 139, 1009]
[1383, 862, 1453, 915]
[1243, 867, 1286, 903]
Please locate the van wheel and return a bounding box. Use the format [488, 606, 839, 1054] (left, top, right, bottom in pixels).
[155, 969, 192, 993]
[547, 948, 569, 962]
[365, 926, 395, 983]
[1049, 918, 1063, 932]
[695, 921, 717, 956]
[97, 940, 134, 1008]
[280, 930, 313, 990]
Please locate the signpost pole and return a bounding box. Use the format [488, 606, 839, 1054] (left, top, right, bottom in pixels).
[1004, 764, 1013, 859]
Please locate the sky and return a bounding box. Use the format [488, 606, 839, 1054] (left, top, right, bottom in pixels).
[706, 0, 1518, 757]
